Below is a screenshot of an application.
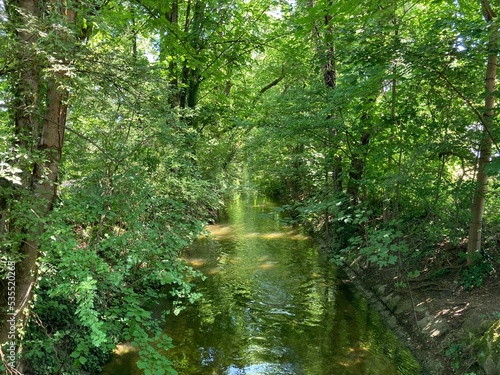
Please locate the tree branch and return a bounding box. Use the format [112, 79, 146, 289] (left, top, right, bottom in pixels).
[259, 76, 284, 94]
[433, 68, 500, 154]
[34, 111, 118, 162]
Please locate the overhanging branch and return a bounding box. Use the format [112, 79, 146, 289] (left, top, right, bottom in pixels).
[433, 68, 500, 155]
[258, 63, 285, 95]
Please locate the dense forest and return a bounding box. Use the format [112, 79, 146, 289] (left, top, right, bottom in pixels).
[0, 0, 499, 373]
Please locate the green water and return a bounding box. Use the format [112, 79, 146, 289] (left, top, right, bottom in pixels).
[102, 196, 421, 375]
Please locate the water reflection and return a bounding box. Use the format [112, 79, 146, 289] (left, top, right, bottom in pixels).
[102, 196, 421, 375]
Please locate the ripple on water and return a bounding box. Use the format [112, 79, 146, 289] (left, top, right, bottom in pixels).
[226, 362, 297, 375]
[101, 196, 422, 375]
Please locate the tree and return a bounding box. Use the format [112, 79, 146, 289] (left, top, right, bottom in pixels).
[243, 0, 499, 274]
[0, 0, 281, 372]
[467, 0, 498, 265]
[1, 0, 77, 360]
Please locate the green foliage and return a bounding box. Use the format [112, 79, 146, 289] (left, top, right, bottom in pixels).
[1, 1, 228, 372]
[23, 284, 112, 374]
[21, 160, 214, 372]
[461, 257, 494, 290]
[133, 330, 177, 375]
[338, 220, 406, 268]
[445, 342, 464, 371]
[1, 0, 500, 372]
[238, 0, 497, 283]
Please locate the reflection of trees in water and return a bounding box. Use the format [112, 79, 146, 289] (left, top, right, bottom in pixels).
[105, 196, 421, 374]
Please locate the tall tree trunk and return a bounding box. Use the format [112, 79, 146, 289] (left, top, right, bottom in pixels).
[158, 0, 180, 107]
[346, 130, 370, 204]
[384, 17, 399, 224]
[308, 0, 342, 245]
[309, 0, 342, 194]
[467, 0, 498, 265]
[0, 0, 76, 367]
[181, 0, 203, 111]
[1, 0, 40, 353]
[384, 58, 398, 223]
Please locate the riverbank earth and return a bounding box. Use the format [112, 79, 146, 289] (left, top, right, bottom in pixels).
[341, 251, 500, 375]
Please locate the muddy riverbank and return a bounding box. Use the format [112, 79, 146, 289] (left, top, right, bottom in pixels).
[342, 261, 500, 374]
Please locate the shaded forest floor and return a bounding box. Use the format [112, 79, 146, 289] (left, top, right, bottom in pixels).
[343, 250, 500, 374]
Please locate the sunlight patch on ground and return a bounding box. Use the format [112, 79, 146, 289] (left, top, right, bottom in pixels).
[437, 302, 469, 318]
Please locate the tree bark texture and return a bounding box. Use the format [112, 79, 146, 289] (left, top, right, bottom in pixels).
[467, 0, 497, 265]
[0, 0, 76, 364]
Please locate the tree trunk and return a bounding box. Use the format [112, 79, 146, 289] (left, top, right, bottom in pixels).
[308, 0, 342, 195]
[467, 0, 498, 265]
[0, 0, 76, 366]
[347, 130, 370, 204]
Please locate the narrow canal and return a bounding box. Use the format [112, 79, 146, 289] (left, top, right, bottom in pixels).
[102, 196, 421, 374]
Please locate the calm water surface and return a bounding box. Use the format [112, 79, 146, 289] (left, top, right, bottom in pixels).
[102, 196, 421, 375]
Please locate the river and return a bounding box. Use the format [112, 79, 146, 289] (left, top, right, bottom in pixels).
[102, 195, 421, 374]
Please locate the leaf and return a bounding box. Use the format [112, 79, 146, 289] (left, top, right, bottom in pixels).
[408, 270, 421, 279]
[388, 255, 398, 265]
[487, 156, 500, 175]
